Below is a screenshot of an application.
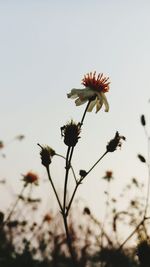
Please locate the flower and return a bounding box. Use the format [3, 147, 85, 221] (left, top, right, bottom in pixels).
[103, 170, 113, 182]
[0, 141, 4, 149]
[67, 71, 110, 113]
[23, 172, 39, 185]
[43, 213, 52, 223]
[106, 131, 126, 152]
[61, 120, 81, 147]
[38, 144, 56, 167]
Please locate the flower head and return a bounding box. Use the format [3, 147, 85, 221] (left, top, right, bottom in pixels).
[43, 213, 52, 223]
[23, 172, 39, 186]
[106, 132, 126, 152]
[67, 71, 110, 113]
[0, 141, 4, 149]
[61, 120, 81, 147]
[103, 170, 113, 182]
[38, 144, 56, 168]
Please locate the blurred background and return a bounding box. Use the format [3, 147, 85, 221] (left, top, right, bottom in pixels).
[0, 0, 150, 220]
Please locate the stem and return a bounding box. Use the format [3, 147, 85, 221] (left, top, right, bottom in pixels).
[100, 181, 111, 247]
[46, 166, 63, 212]
[63, 146, 72, 211]
[119, 219, 144, 249]
[56, 153, 77, 184]
[80, 100, 91, 126]
[66, 151, 108, 216]
[144, 136, 150, 217]
[86, 151, 108, 177]
[62, 214, 78, 266]
[66, 181, 80, 216]
[3, 185, 26, 226]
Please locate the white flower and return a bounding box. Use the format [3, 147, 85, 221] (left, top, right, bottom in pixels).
[67, 72, 110, 113]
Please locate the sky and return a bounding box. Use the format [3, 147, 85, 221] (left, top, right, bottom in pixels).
[0, 0, 150, 221]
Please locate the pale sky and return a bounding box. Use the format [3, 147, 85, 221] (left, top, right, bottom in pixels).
[1, 0, 150, 219]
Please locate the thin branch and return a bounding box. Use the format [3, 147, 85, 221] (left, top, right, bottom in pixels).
[80, 100, 91, 126]
[56, 153, 77, 183]
[66, 151, 108, 216]
[3, 185, 26, 226]
[46, 166, 63, 212]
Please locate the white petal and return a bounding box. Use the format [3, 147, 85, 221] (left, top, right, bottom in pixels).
[67, 88, 83, 99]
[67, 87, 95, 101]
[75, 98, 87, 106]
[96, 98, 103, 113]
[101, 92, 109, 112]
[87, 99, 97, 112]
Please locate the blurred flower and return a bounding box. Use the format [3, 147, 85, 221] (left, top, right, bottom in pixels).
[43, 213, 52, 223]
[23, 172, 39, 185]
[103, 170, 113, 182]
[83, 207, 91, 215]
[15, 135, 25, 141]
[38, 144, 56, 167]
[106, 131, 126, 152]
[140, 114, 146, 126]
[0, 141, 4, 149]
[67, 71, 110, 113]
[132, 177, 139, 187]
[61, 120, 81, 147]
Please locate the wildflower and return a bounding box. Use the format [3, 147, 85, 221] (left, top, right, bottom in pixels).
[103, 170, 113, 182]
[23, 172, 39, 185]
[0, 141, 4, 149]
[67, 71, 110, 113]
[61, 120, 81, 147]
[43, 213, 52, 223]
[106, 131, 126, 152]
[38, 144, 56, 167]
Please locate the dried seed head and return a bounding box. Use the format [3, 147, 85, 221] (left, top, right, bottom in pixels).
[38, 144, 55, 167]
[138, 154, 146, 163]
[61, 120, 81, 147]
[141, 115, 146, 126]
[106, 131, 126, 152]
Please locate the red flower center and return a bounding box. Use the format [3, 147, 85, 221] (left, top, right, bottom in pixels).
[82, 71, 110, 93]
